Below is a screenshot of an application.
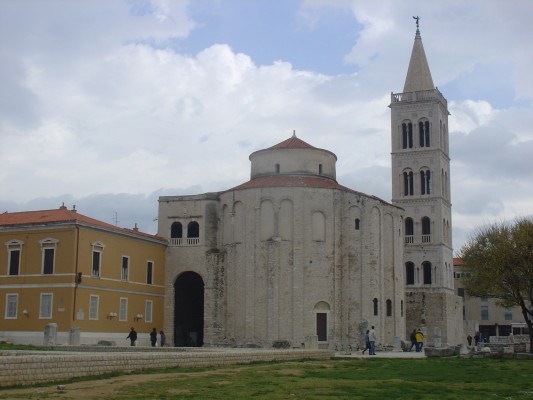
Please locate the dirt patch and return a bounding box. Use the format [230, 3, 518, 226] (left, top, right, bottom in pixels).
[0, 366, 252, 399]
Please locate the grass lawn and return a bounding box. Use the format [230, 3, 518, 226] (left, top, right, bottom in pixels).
[1, 357, 532, 399]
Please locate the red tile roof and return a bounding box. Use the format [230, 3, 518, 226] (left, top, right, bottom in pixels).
[0, 207, 165, 242]
[226, 175, 352, 192]
[223, 175, 395, 207]
[268, 135, 316, 150]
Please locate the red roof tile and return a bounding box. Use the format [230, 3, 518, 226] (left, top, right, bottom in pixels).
[269, 135, 316, 150]
[226, 175, 352, 192]
[0, 208, 165, 242]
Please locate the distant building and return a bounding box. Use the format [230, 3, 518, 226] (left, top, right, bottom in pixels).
[0, 205, 166, 345]
[453, 258, 530, 340]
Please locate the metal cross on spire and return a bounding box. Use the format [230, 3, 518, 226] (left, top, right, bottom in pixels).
[413, 15, 420, 29]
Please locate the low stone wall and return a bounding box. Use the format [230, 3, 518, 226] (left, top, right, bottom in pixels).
[0, 348, 333, 388]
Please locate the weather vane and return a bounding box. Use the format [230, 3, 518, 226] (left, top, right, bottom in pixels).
[413, 16, 420, 29]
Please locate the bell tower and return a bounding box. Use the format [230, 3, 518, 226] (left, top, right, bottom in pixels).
[390, 18, 461, 346]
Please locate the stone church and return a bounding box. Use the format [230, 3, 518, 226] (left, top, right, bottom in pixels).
[158, 25, 462, 349]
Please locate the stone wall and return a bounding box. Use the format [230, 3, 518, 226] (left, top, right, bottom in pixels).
[0, 348, 332, 388]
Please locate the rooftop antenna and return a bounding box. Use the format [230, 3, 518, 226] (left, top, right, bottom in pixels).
[113, 211, 119, 226]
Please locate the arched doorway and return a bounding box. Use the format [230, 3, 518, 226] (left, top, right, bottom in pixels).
[174, 272, 204, 347]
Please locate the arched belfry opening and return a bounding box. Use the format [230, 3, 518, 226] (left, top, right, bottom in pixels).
[174, 271, 204, 347]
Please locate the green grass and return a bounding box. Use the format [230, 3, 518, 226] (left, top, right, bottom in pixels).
[0, 342, 46, 351]
[114, 358, 533, 400]
[1, 357, 532, 399]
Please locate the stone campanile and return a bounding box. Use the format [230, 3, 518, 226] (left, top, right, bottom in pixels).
[390, 20, 462, 346]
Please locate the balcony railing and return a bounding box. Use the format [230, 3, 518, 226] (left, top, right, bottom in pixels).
[391, 89, 447, 108]
[405, 235, 414, 244]
[169, 238, 200, 246]
[422, 234, 431, 243]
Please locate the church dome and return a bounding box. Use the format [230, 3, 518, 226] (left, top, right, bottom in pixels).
[248, 132, 337, 181]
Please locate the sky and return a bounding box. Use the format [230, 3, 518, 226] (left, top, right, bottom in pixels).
[1, 0, 532, 253]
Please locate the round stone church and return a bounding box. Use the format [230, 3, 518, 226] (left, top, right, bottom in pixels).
[158, 133, 406, 349]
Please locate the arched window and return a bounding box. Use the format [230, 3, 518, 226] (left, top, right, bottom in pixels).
[171, 222, 183, 239]
[402, 121, 413, 149]
[386, 299, 392, 317]
[420, 169, 431, 195]
[187, 221, 199, 238]
[423, 261, 432, 284]
[405, 262, 415, 284]
[355, 218, 360, 230]
[422, 217, 431, 243]
[405, 218, 414, 244]
[403, 171, 414, 196]
[419, 120, 430, 147]
[373, 298, 379, 316]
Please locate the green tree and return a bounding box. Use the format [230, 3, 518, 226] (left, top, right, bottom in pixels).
[459, 217, 533, 352]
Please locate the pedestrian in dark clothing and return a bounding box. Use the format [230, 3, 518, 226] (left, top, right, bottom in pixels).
[467, 334, 472, 346]
[409, 329, 417, 351]
[362, 330, 371, 354]
[160, 331, 166, 347]
[150, 328, 157, 347]
[127, 327, 137, 346]
[474, 332, 480, 346]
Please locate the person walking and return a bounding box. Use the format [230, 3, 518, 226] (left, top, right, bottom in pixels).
[409, 329, 417, 352]
[126, 327, 137, 346]
[362, 330, 371, 354]
[160, 331, 166, 347]
[467, 334, 472, 346]
[150, 328, 157, 347]
[368, 326, 377, 355]
[415, 329, 424, 352]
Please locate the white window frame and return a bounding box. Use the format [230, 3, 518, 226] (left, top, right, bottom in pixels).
[89, 295, 99, 320]
[5, 293, 18, 319]
[39, 293, 53, 319]
[5, 240, 23, 275]
[91, 241, 105, 277]
[145, 300, 153, 323]
[39, 238, 58, 275]
[146, 260, 154, 285]
[119, 297, 128, 321]
[121, 256, 129, 281]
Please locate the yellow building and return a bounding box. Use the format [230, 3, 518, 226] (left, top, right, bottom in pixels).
[0, 205, 167, 346]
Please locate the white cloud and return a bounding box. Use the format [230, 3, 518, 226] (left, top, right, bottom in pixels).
[1, 0, 532, 254]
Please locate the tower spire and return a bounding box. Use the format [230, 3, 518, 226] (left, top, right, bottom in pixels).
[403, 17, 434, 93]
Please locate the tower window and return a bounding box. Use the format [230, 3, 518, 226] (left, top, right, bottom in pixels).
[386, 299, 392, 316]
[422, 217, 431, 243]
[318, 164, 323, 175]
[419, 120, 430, 147]
[355, 218, 360, 230]
[373, 298, 378, 316]
[420, 169, 431, 195]
[403, 171, 414, 196]
[402, 122, 413, 149]
[405, 218, 414, 244]
[275, 163, 280, 174]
